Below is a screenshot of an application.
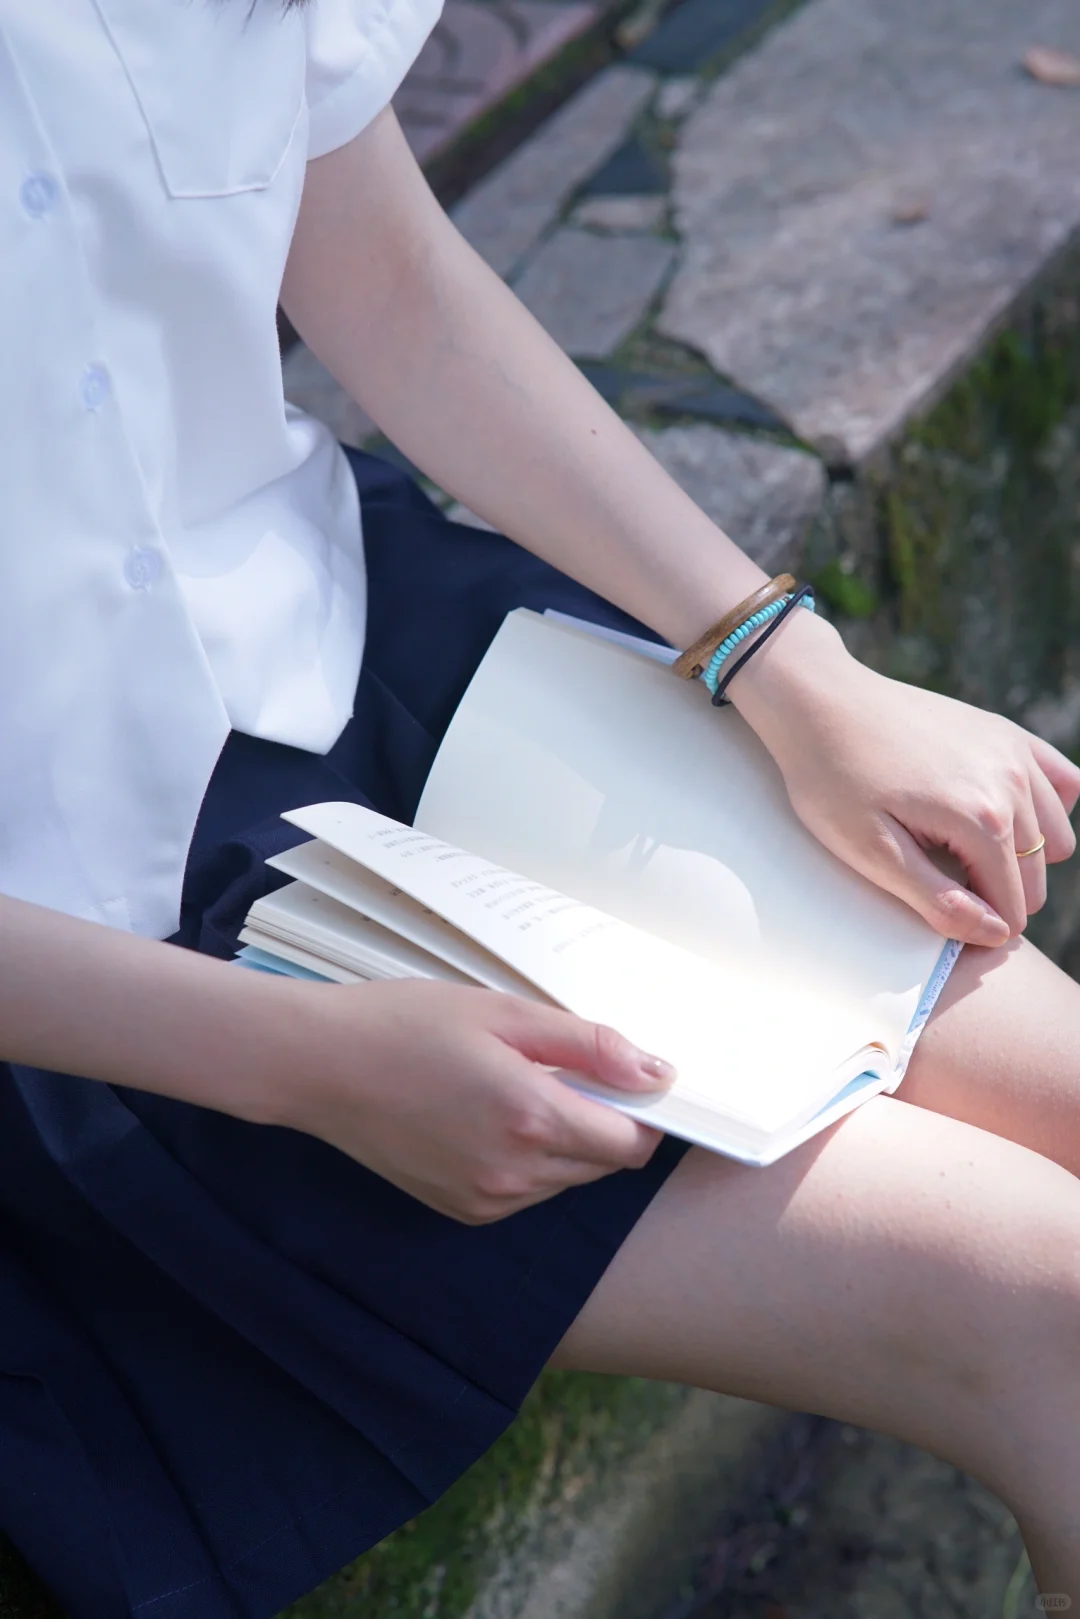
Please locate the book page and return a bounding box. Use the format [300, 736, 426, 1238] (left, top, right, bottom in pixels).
[267, 840, 547, 1001]
[282, 802, 888, 1136]
[236, 943, 344, 982]
[238, 931, 365, 984]
[246, 882, 478, 986]
[414, 610, 946, 1061]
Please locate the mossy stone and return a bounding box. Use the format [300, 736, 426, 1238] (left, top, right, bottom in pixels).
[277, 1373, 690, 1619]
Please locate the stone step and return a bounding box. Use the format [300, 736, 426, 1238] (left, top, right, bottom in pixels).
[661, 1417, 1039, 1619]
[392, 0, 792, 193]
[658, 0, 1080, 468]
[395, 0, 605, 171]
[279, 0, 1080, 1614]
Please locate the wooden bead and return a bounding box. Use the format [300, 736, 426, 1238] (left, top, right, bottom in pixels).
[672, 575, 796, 680]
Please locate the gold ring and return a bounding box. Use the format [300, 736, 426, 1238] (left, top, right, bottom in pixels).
[1016, 835, 1047, 859]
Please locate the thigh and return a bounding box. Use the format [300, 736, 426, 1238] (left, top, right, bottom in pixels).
[552, 1093, 1080, 1497]
[897, 936, 1080, 1176]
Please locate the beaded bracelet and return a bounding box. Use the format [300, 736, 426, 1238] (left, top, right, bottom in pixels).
[702, 596, 793, 694]
[672, 575, 796, 681]
[709, 584, 816, 706]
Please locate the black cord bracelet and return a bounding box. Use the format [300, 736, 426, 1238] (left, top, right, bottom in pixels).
[710, 584, 816, 707]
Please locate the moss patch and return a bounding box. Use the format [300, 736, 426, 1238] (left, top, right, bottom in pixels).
[810, 557, 878, 620]
[882, 312, 1080, 709]
[801, 260, 1080, 966]
[278, 1373, 688, 1619]
[808, 271, 1080, 719]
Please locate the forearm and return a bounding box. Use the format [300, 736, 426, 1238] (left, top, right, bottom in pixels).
[282, 113, 816, 654]
[280, 117, 1079, 960]
[0, 894, 301, 1123]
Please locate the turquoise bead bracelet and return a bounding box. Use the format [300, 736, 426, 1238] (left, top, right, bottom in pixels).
[707, 585, 817, 705]
[702, 594, 807, 695]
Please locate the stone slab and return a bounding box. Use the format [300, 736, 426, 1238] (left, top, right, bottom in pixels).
[575, 363, 788, 428]
[629, 0, 774, 73]
[571, 194, 667, 231]
[654, 75, 703, 122]
[395, 0, 600, 165]
[512, 228, 676, 356]
[635, 424, 826, 568]
[468, 1395, 786, 1619]
[646, 378, 788, 430]
[660, 0, 1080, 463]
[679, 1420, 1031, 1619]
[573, 360, 641, 404]
[451, 65, 657, 277]
[579, 132, 669, 195]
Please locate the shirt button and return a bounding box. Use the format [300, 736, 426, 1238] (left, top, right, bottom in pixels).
[81, 364, 111, 411]
[20, 171, 59, 219]
[123, 548, 164, 592]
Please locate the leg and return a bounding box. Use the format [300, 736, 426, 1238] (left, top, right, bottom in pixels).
[897, 935, 1080, 1175]
[552, 1098, 1080, 1593]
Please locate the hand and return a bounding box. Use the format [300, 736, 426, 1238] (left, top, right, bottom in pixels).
[262, 980, 672, 1224]
[732, 614, 1080, 946]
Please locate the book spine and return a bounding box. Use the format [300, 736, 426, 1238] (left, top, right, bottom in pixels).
[888, 938, 964, 1089]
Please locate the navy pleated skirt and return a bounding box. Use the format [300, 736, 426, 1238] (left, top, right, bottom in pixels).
[0, 450, 689, 1619]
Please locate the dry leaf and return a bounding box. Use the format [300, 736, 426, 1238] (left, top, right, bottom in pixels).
[1023, 45, 1080, 87]
[891, 197, 930, 225]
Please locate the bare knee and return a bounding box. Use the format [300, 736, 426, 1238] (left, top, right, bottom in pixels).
[932, 1197, 1080, 1503]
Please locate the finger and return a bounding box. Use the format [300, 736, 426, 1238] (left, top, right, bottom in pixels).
[857, 815, 1010, 946]
[952, 811, 1028, 938]
[536, 1067, 666, 1169]
[510, 1133, 664, 1208]
[1030, 762, 1078, 865]
[543, 1141, 663, 1190]
[495, 1001, 677, 1096]
[463, 1144, 659, 1224]
[1010, 791, 1047, 918]
[1027, 733, 1080, 816]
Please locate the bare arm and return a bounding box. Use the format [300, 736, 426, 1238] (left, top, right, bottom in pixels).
[281, 108, 772, 652]
[280, 110, 1080, 944]
[0, 892, 298, 1118]
[0, 893, 664, 1222]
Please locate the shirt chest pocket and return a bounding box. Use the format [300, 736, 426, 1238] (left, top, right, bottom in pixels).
[92, 0, 306, 198]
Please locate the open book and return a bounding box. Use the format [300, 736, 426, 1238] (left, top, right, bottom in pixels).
[239, 609, 960, 1166]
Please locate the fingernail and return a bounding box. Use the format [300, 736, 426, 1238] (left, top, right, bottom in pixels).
[973, 908, 1010, 947]
[638, 1053, 677, 1086]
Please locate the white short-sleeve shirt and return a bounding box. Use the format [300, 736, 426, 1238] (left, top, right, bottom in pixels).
[0, 0, 442, 938]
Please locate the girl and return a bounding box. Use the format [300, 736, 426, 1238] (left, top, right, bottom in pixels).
[1, 2, 1079, 1615]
